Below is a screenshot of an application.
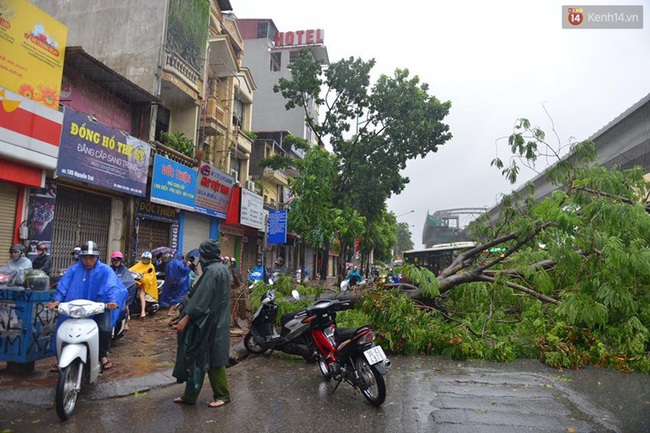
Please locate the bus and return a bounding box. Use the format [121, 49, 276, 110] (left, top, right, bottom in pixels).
[402, 242, 476, 276]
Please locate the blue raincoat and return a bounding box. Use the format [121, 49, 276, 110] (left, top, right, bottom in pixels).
[159, 253, 190, 307]
[52, 259, 127, 347]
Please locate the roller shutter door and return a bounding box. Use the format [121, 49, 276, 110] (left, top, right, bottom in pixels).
[137, 219, 171, 258]
[51, 186, 111, 270]
[0, 183, 18, 264]
[182, 212, 210, 256]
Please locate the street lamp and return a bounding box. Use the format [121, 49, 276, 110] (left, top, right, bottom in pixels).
[396, 210, 414, 219]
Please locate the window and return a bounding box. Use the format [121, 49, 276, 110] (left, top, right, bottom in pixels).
[289, 50, 300, 64]
[257, 22, 269, 39]
[270, 52, 281, 72]
[154, 105, 170, 142]
[233, 98, 244, 128]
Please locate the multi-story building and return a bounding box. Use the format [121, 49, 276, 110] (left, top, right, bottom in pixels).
[234, 17, 335, 280]
[33, 0, 263, 266]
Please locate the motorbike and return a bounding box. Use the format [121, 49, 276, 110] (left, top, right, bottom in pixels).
[54, 299, 108, 420]
[244, 289, 318, 362]
[299, 295, 390, 407]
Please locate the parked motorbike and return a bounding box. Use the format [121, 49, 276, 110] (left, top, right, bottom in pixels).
[300, 295, 390, 407]
[54, 299, 112, 420]
[244, 289, 318, 362]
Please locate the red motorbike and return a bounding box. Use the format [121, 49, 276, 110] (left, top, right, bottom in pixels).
[302, 297, 390, 406]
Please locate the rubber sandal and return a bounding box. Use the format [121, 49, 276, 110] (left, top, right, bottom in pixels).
[208, 400, 228, 408]
[101, 358, 113, 371]
[173, 397, 194, 405]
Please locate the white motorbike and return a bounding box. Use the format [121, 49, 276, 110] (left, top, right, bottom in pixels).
[55, 299, 106, 421]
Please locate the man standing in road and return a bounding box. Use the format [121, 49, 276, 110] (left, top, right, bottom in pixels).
[172, 239, 232, 408]
[48, 241, 125, 371]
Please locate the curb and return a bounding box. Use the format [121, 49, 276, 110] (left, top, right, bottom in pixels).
[2, 342, 249, 406]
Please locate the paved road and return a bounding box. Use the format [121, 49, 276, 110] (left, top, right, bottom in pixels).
[1, 355, 649, 432]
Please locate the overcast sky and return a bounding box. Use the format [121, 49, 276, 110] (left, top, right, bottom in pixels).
[232, 0, 650, 248]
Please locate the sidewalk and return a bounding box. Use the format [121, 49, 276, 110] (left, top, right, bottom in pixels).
[0, 311, 248, 405]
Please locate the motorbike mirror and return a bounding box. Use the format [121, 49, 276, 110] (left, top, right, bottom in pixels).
[291, 289, 300, 301]
[148, 268, 153, 273]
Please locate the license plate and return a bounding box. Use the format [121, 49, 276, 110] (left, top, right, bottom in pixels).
[364, 345, 387, 365]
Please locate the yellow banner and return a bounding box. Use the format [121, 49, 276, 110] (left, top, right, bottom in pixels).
[0, 0, 68, 109]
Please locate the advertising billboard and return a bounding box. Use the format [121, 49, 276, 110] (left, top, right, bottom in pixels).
[150, 154, 197, 211]
[194, 162, 233, 219]
[0, 0, 68, 109]
[56, 107, 151, 196]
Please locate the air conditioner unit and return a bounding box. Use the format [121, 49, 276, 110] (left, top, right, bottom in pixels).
[246, 180, 256, 191]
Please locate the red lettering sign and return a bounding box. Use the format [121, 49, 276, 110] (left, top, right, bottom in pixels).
[275, 29, 324, 47]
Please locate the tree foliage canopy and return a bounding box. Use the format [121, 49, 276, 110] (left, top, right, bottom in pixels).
[275, 50, 452, 260]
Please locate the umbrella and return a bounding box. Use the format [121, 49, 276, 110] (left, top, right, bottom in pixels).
[186, 248, 200, 260]
[151, 246, 175, 258]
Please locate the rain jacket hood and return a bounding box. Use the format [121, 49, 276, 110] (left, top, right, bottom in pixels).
[199, 239, 221, 269]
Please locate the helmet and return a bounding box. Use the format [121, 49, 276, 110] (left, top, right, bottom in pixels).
[80, 241, 100, 257]
[142, 251, 152, 259]
[110, 251, 124, 261]
[37, 242, 48, 252]
[9, 244, 24, 254]
[24, 269, 49, 291]
[71, 246, 81, 256]
[256, 259, 263, 266]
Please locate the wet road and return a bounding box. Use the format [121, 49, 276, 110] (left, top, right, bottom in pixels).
[2, 355, 649, 432]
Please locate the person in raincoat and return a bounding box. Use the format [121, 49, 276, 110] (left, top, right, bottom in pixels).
[5, 244, 33, 286]
[172, 239, 232, 408]
[48, 241, 126, 370]
[159, 251, 191, 315]
[129, 251, 158, 318]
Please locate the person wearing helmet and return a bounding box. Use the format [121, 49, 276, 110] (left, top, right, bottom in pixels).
[109, 251, 136, 324]
[6, 244, 33, 286]
[32, 242, 52, 276]
[248, 258, 268, 284]
[48, 241, 127, 371]
[272, 257, 289, 275]
[129, 251, 158, 318]
[172, 239, 232, 408]
[346, 265, 362, 287]
[70, 246, 82, 265]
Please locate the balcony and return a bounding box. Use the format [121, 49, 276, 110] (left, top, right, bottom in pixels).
[263, 167, 289, 186]
[203, 96, 227, 136]
[162, 49, 202, 101]
[235, 129, 253, 155]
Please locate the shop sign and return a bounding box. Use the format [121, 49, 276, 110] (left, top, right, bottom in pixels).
[56, 108, 151, 196]
[135, 199, 179, 223]
[150, 154, 196, 211]
[267, 209, 287, 245]
[194, 162, 233, 218]
[240, 188, 264, 231]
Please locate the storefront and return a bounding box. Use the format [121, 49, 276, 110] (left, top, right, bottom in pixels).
[0, 183, 19, 265]
[181, 211, 211, 255]
[222, 186, 265, 272]
[134, 199, 179, 260]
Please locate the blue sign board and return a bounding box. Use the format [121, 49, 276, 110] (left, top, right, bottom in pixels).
[150, 154, 197, 211]
[267, 209, 287, 245]
[56, 107, 151, 196]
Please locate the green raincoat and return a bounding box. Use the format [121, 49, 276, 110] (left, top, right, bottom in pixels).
[173, 241, 231, 389]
